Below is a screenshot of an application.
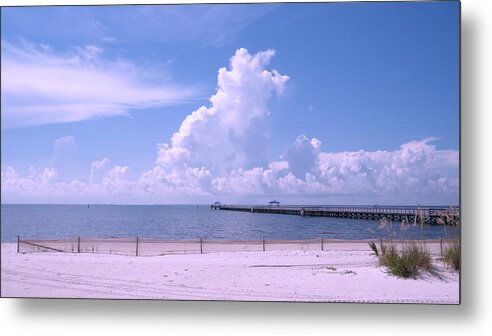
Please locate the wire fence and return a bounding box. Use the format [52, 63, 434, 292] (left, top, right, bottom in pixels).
[16, 236, 362, 256]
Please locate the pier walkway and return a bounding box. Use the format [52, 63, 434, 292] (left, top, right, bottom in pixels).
[215, 205, 460, 225]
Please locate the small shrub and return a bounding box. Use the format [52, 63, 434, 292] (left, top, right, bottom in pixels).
[378, 241, 432, 279]
[442, 240, 460, 271]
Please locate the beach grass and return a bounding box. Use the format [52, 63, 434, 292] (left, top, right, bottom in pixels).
[442, 240, 460, 271]
[370, 240, 432, 279]
[368, 241, 379, 256]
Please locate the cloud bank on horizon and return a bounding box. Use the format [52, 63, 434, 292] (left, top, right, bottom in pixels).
[1, 48, 459, 205]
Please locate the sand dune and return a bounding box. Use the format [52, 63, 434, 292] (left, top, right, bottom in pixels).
[1, 242, 459, 303]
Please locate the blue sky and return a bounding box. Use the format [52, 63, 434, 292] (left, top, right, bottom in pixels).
[1, 2, 460, 205]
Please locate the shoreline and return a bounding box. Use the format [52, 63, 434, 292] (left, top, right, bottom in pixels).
[1, 241, 459, 303]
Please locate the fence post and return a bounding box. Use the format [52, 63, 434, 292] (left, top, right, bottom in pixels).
[77, 236, 80, 253]
[17, 235, 20, 253]
[262, 236, 265, 252]
[440, 238, 443, 256]
[200, 238, 203, 254]
[136, 236, 139, 256]
[321, 237, 324, 251]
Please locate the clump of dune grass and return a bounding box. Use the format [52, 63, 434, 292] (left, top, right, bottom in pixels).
[442, 240, 460, 271]
[369, 240, 432, 279]
[381, 241, 432, 278]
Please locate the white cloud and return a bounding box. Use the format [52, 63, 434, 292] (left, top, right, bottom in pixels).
[52, 135, 77, 163]
[203, 137, 459, 204]
[212, 166, 279, 195]
[53, 135, 77, 153]
[138, 165, 213, 198]
[317, 138, 459, 199]
[50, 135, 78, 179]
[156, 48, 289, 175]
[89, 158, 111, 183]
[101, 165, 133, 196]
[283, 134, 321, 178]
[1, 41, 200, 128]
[1, 167, 59, 201]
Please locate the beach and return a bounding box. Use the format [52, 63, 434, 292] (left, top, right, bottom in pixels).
[1, 241, 459, 303]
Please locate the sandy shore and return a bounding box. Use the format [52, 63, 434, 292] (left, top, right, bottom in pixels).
[1, 242, 459, 303]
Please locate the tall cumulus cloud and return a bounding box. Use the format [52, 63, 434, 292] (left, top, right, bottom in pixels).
[156, 48, 289, 174]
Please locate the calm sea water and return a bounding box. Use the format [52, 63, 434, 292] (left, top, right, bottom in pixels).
[1, 204, 459, 243]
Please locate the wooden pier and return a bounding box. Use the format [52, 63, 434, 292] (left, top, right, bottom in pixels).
[216, 205, 460, 225]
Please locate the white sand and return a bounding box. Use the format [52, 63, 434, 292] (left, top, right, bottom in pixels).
[0, 242, 459, 303]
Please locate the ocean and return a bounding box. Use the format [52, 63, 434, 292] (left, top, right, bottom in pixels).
[1, 204, 459, 243]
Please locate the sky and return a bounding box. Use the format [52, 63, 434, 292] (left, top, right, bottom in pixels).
[0, 1, 460, 205]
